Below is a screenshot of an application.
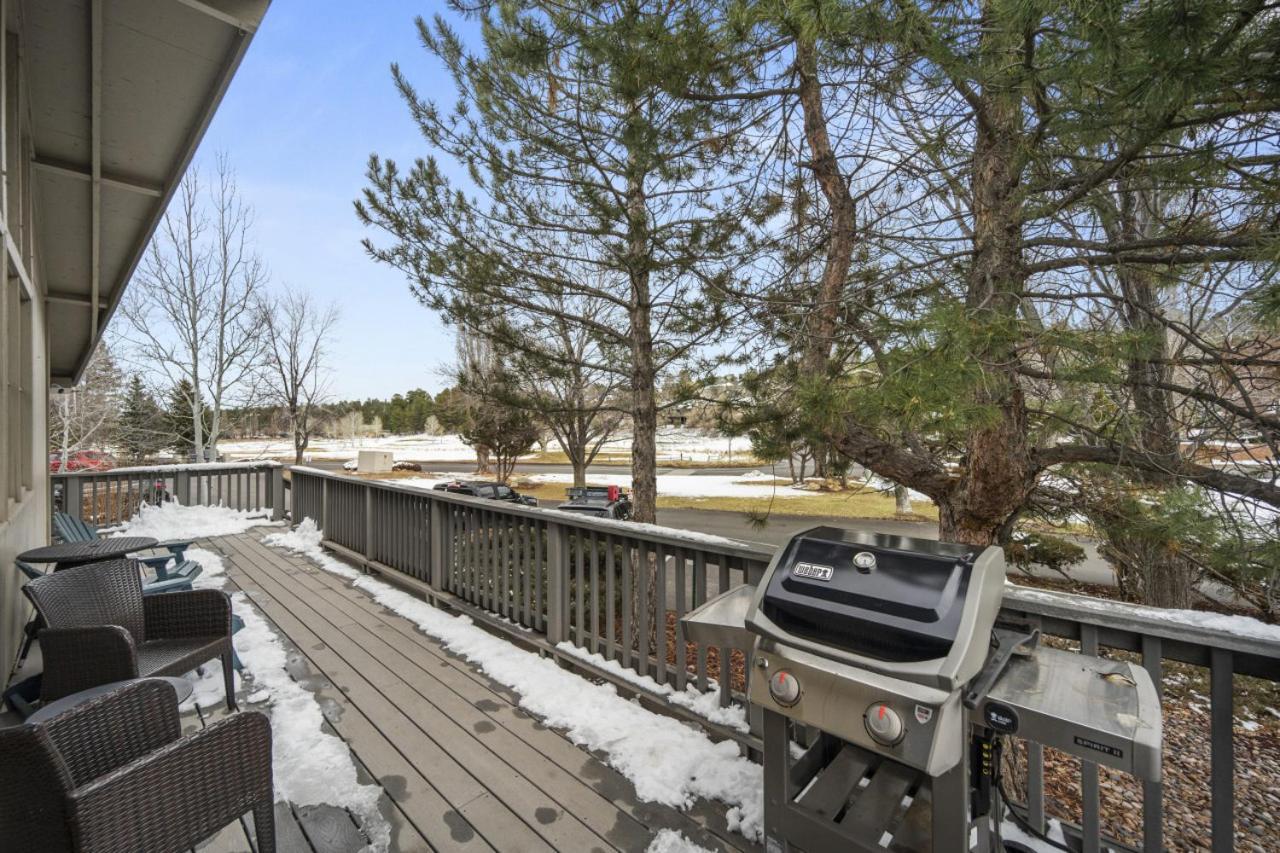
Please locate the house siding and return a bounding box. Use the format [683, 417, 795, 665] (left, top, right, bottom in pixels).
[0, 12, 49, 679]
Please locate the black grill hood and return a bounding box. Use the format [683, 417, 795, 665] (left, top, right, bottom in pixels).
[758, 527, 978, 663]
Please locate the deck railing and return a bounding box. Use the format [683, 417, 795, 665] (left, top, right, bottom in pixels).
[285, 466, 1277, 852]
[52, 461, 286, 526]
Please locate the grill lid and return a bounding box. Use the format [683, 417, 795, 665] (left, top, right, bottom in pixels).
[757, 527, 978, 663]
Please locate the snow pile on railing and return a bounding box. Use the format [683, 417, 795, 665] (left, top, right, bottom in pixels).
[111, 501, 281, 541]
[1006, 583, 1280, 645]
[265, 519, 766, 842]
[63, 460, 281, 475]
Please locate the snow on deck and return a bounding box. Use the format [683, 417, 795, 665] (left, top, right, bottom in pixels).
[266, 519, 766, 844]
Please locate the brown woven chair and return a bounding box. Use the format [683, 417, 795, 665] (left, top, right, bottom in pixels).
[0, 679, 274, 852]
[23, 558, 237, 710]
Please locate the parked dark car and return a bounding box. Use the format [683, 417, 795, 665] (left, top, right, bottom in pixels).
[556, 485, 633, 520]
[432, 480, 538, 506]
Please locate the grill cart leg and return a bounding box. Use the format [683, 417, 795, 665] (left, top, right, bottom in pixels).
[932, 758, 970, 853]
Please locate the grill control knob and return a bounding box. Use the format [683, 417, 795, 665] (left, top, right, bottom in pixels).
[865, 703, 904, 745]
[768, 670, 801, 706]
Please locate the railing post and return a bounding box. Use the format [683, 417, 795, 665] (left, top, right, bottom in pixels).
[1141, 635, 1163, 852]
[270, 465, 285, 520]
[321, 477, 329, 534]
[546, 521, 570, 646]
[364, 482, 374, 561]
[1210, 648, 1234, 853]
[428, 498, 446, 590]
[67, 476, 83, 521]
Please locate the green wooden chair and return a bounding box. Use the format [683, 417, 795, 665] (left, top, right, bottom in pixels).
[52, 512, 201, 583]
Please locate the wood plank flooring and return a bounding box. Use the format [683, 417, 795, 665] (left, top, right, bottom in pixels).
[195, 529, 756, 853]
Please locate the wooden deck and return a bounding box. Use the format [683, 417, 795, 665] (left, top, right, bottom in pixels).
[195, 529, 758, 853]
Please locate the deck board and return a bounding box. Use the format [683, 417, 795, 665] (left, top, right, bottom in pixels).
[206, 530, 756, 853]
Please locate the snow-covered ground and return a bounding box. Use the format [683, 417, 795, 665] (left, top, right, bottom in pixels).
[117, 505, 389, 852]
[220, 427, 748, 464]
[265, 518, 766, 844]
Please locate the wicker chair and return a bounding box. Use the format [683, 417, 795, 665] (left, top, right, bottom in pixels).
[23, 558, 237, 710]
[0, 679, 274, 852]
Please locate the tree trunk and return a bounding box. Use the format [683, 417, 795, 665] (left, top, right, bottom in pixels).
[191, 381, 204, 463]
[1100, 533, 1196, 609]
[624, 124, 658, 525]
[474, 445, 492, 474]
[939, 6, 1032, 547]
[1105, 176, 1192, 606]
[629, 317, 659, 524]
[795, 34, 857, 377]
[895, 484, 912, 515]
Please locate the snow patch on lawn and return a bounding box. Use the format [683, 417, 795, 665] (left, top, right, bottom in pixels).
[223, 427, 749, 464]
[555, 642, 749, 733]
[266, 519, 765, 842]
[646, 828, 716, 853]
[112, 501, 280, 541]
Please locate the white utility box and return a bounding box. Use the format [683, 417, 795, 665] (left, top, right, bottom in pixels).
[357, 450, 394, 473]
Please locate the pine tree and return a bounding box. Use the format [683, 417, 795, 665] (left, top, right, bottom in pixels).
[165, 379, 211, 459]
[357, 1, 768, 522]
[117, 376, 165, 464]
[723, 0, 1280, 606]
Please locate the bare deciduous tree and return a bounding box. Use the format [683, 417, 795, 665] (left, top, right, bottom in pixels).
[49, 346, 123, 468]
[115, 154, 266, 460]
[261, 288, 339, 464]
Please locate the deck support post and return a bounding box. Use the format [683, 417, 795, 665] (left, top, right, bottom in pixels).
[546, 522, 569, 646]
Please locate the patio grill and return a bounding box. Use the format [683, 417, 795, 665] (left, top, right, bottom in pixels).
[681, 526, 1162, 853]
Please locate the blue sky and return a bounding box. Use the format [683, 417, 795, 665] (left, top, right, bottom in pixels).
[195, 1, 463, 400]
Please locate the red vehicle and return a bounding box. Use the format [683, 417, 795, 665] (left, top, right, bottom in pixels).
[48, 450, 116, 473]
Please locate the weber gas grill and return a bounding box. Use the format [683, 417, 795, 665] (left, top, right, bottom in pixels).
[681, 526, 1162, 853]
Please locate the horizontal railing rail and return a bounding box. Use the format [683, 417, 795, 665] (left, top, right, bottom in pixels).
[52, 461, 286, 526]
[286, 465, 1278, 853]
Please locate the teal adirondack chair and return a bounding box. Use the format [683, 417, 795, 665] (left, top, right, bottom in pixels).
[52, 512, 202, 583]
